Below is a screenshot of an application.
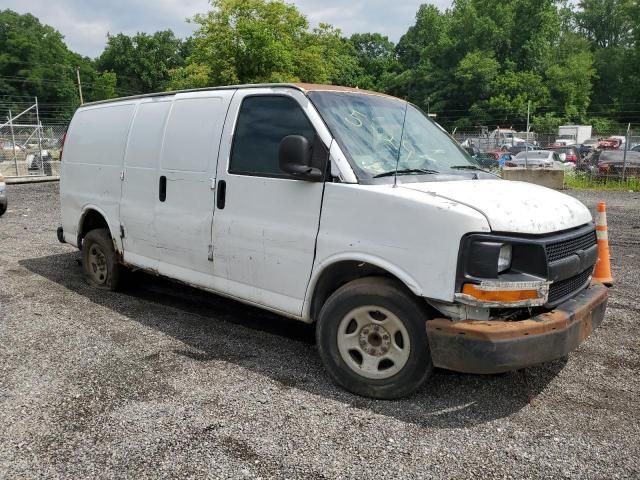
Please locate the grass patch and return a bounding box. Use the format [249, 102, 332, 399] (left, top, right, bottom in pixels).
[564, 171, 640, 191]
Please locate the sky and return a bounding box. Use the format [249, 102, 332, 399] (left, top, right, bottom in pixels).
[4, 0, 452, 58]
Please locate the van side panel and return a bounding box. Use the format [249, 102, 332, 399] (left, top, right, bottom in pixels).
[61, 103, 136, 247]
[154, 92, 234, 277]
[120, 98, 172, 268]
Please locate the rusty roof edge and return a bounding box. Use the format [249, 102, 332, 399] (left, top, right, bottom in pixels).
[80, 83, 400, 107]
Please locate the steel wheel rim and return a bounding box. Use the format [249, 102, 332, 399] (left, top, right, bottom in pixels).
[88, 244, 108, 285]
[337, 305, 411, 380]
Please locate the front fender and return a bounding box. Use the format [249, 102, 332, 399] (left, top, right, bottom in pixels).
[302, 252, 423, 321]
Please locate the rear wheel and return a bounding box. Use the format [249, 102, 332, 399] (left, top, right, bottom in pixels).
[316, 277, 433, 399]
[0, 201, 6, 217]
[81, 228, 121, 290]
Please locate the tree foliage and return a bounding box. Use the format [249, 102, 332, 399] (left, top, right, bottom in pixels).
[1, 9, 121, 120]
[97, 30, 189, 94]
[168, 0, 355, 87]
[2, 0, 639, 131]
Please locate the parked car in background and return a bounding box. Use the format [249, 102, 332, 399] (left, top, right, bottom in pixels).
[547, 146, 580, 163]
[576, 143, 594, 158]
[506, 150, 561, 168]
[631, 144, 640, 152]
[581, 150, 640, 178]
[0, 141, 24, 151]
[486, 149, 512, 167]
[598, 137, 623, 150]
[507, 142, 536, 154]
[0, 173, 7, 216]
[463, 146, 498, 169]
[582, 138, 599, 151]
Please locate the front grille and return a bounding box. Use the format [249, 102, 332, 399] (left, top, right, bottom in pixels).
[545, 230, 597, 262]
[548, 268, 592, 304]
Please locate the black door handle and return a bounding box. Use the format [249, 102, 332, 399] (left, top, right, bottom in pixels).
[159, 176, 166, 202]
[216, 180, 226, 209]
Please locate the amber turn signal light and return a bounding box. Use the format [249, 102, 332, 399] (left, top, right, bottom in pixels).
[462, 283, 540, 302]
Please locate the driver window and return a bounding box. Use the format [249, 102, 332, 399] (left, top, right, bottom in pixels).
[230, 96, 317, 177]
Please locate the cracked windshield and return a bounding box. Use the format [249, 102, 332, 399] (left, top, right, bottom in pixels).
[308, 92, 476, 179]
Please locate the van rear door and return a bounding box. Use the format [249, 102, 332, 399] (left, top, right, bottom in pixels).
[210, 88, 327, 316]
[154, 91, 234, 280]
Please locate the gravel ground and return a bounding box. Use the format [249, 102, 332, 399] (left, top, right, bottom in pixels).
[0, 182, 639, 479]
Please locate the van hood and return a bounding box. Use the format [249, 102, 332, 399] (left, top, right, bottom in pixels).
[401, 179, 592, 234]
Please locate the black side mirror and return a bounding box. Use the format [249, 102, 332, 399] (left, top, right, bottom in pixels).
[279, 135, 323, 181]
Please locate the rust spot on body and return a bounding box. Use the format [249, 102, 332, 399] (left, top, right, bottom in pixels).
[428, 283, 608, 342]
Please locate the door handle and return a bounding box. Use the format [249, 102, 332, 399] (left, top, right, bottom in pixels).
[159, 176, 167, 202]
[216, 180, 226, 209]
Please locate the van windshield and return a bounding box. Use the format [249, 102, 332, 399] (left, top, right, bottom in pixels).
[307, 91, 475, 180]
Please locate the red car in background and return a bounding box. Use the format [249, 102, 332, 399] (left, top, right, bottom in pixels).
[547, 146, 581, 163]
[598, 137, 623, 150]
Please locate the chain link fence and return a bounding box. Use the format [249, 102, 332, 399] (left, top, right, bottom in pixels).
[1, 101, 67, 178]
[2, 101, 638, 184]
[451, 126, 640, 183]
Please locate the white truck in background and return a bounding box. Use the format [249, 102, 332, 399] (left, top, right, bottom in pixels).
[556, 125, 593, 146]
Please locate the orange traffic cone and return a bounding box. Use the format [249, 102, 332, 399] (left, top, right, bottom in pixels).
[593, 202, 613, 286]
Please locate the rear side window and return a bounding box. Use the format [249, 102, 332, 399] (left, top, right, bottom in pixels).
[230, 96, 316, 177]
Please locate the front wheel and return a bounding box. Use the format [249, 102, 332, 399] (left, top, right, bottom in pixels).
[316, 277, 433, 399]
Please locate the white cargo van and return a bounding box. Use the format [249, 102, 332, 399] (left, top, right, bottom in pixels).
[59, 84, 608, 398]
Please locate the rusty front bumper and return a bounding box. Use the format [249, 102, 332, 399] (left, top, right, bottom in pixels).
[426, 283, 608, 374]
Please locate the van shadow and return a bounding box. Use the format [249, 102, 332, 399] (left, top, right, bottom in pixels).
[20, 251, 567, 429]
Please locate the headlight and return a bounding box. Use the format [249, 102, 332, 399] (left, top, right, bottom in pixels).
[497, 244, 512, 273]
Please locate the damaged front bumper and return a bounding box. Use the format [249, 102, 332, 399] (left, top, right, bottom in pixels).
[426, 283, 608, 374]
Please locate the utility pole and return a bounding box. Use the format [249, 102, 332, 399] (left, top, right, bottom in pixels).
[35, 97, 44, 175]
[8, 110, 18, 175]
[526, 100, 531, 142]
[622, 122, 630, 182]
[76, 68, 84, 105]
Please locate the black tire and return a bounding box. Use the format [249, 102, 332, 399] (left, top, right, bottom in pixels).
[0, 201, 6, 217]
[316, 277, 433, 399]
[81, 228, 121, 290]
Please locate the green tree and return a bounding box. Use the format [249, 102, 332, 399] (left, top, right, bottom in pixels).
[170, 0, 357, 88]
[472, 70, 550, 126]
[348, 33, 398, 90]
[454, 51, 500, 105]
[0, 9, 116, 120]
[575, 0, 635, 48]
[97, 30, 187, 94]
[545, 37, 595, 120]
[391, 0, 564, 127]
[0, 10, 77, 109]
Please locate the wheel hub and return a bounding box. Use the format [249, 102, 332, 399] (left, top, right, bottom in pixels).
[359, 324, 391, 356]
[336, 305, 411, 380]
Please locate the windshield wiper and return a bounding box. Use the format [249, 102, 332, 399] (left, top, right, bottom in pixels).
[450, 165, 489, 172]
[374, 168, 440, 178]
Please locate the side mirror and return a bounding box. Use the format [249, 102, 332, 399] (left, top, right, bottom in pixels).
[559, 153, 567, 162]
[279, 135, 323, 181]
